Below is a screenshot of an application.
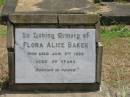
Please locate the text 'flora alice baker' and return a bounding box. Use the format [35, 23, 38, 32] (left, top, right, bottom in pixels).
[23, 42, 88, 49]
[22, 32, 90, 49]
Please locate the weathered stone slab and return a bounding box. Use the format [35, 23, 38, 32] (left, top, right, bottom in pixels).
[9, 14, 58, 24]
[15, 28, 96, 83]
[96, 42, 103, 83]
[100, 2, 130, 25]
[15, 0, 94, 13]
[59, 14, 99, 25]
[8, 52, 15, 88]
[0, 92, 104, 97]
[7, 22, 14, 50]
[9, 14, 99, 24]
[101, 2, 130, 16]
[1, 0, 99, 24]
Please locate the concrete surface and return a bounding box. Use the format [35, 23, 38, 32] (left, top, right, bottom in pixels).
[100, 2, 130, 16]
[0, 92, 104, 97]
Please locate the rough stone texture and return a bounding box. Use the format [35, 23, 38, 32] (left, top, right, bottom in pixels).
[2, 0, 130, 24]
[9, 14, 99, 24]
[15, 0, 96, 14]
[100, 2, 130, 25]
[59, 14, 98, 24]
[15, 1, 130, 16]
[100, 2, 130, 16]
[0, 83, 123, 97]
[0, 92, 104, 97]
[9, 14, 58, 24]
[7, 22, 14, 50]
[2, 0, 99, 24]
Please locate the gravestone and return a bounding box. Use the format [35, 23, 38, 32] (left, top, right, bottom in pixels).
[1, 0, 103, 91]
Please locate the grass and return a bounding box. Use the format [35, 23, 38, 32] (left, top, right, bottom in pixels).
[0, 25, 7, 91]
[101, 25, 130, 46]
[0, 25, 7, 37]
[101, 25, 130, 39]
[101, 25, 130, 97]
[0, 0, 5, 6]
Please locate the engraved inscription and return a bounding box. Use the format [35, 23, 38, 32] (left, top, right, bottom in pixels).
[15, 28, 96, 83]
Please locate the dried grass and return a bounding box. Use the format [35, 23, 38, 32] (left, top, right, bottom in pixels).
[102, 37, 130, 97]
[0, 37, 8, 90]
